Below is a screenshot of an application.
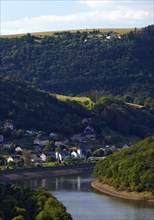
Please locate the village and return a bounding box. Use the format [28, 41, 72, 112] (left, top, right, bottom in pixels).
[54, 29, 122, 42]
[0, 119, 129, 169]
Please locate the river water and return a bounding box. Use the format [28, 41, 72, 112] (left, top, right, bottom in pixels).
[15, 173, 154, 220]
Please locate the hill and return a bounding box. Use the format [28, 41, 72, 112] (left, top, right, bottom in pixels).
[0, 78, 89, 136]
[93, 136, 154, 194]
[0, 25, 154, 99]
[0, 79, 154, 145]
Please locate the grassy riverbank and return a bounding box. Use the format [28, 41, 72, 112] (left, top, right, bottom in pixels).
[91, 180, 154, 202]
[0, 163, 95, 182]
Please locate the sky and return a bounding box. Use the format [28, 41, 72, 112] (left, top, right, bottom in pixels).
[1, 0, 154, 35]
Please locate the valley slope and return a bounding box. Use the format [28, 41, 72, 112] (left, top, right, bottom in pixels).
[0, 25, 154, 99]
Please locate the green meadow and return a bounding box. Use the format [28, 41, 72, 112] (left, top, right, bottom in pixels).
[53, 94, 94, 109]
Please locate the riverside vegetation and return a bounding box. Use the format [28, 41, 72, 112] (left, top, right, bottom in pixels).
[0, 183, 72, 220]
[93, 136, 154, 195]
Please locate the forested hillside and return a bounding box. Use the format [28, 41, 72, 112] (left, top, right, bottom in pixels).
[94, 97, 154, 139]
[0, 25, 154, 99]
[0, 78, 89, 135]
[93, 136, 154, 193]
[0, 79, 154, 144]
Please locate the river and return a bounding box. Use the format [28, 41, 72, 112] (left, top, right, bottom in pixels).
[15, 173, 154, 220]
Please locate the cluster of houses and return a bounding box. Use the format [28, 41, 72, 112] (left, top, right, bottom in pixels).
[0, 118, 130, 167]
[6, 141, 91, 166]
[6, 141, 129, 166]
[0, 118, 95, 166]
[53, 29, 122, 43]
[84, 31, 121, 42]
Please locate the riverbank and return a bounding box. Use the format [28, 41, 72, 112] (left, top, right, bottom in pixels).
[91, 180, 154, 202]
[0, 163, 95, 182]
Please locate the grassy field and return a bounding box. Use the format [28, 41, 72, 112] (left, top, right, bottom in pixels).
[0, 28, 136, 38]
[53, 94, 94, 109]
[125, 102, 143, 109]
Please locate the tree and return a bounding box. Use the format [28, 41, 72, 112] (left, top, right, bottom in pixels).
[23, 33, 34, 44]
[22, 150, 32, 166]
[123, 95, 134, 103]
[17, 158, 24, 167]
[104, 149, 112, 156]
[35, 211, 52, 220]
[93, 149, 104, 157]
[8, 160, 15, 168]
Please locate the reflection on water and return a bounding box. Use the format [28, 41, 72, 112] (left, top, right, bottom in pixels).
[14, 174, 154, 220]
[17, 174, 95, 192]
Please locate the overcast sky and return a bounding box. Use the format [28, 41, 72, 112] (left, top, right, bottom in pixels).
[1, 0, 153, 35]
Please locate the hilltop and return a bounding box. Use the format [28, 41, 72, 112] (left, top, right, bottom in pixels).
[0, 25, 154, 99]
[0, 27, 134, 38]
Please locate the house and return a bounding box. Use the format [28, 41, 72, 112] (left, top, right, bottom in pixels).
[0, 135, 4, 143]
[49, 132, 58, 140]
[71, 148, 85, 158]
[7, 156, 20, 164]
[30, 154, 40, 163]
[26, 129, 37, 135]
[71, 151, 79, 158]
[4, 120, 14, 130]
[40, 152, 56, 162]
[109, 145, 121, 151]
[123, 144, 129, 149]
[15, 146, 23, 152]
[84, 126, 96, 140]
[84, 125, 94, 134]
[55, 150, 70, 161]
[34, 144, 41, 152]
[33, 138, 49, 146]
[106, 36, 115, 40]
[54, 141, 63, 147]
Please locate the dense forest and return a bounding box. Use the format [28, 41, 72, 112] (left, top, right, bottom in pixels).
[93, 136, 154, 193]
[0, 78, 89, 136]
[0, 183, 72, 220]
[94, 97, 154, 139]
[0, 25, 154, 99]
